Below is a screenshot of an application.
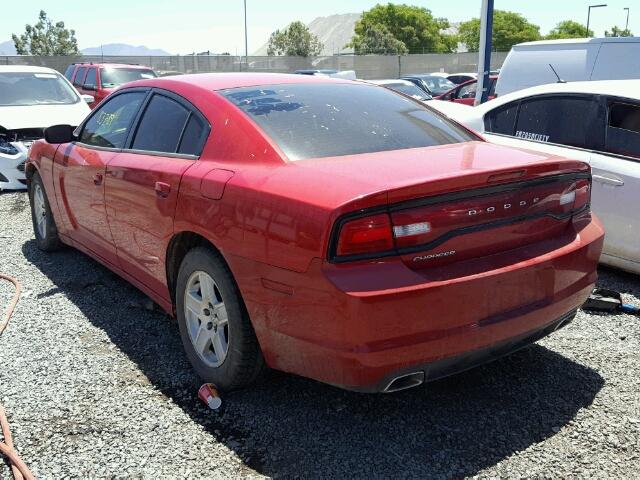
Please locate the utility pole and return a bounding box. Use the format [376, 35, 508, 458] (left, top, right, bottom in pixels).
[244, 0, 248, 71]
[587, 4, 607, 37]
[474, 0, 494, 106]
[624, 7, 630, 30]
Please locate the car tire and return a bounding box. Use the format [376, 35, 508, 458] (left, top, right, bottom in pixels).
[176, 247, 265, 391]
[29, 172, 62, 252]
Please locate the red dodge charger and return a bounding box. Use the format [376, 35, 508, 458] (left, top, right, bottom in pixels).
[26, 73, 604, 392]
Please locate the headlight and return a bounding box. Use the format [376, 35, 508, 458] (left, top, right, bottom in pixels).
[0, 139, 19, 155]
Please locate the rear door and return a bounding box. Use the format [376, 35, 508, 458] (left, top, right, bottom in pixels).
[71, 66, 87, 93]
[104, 89, 209, 296]
[82, 66, 99, 108]
[52, 89, 147, 265]
[589, 98, 640, 267]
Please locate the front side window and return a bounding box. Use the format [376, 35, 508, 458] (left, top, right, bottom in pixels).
[131, 94, 190, 153]
[100, 68, 156, 88]
[64, 65, 75, 80]
[222, 83, 476, 161]
[0, 72, 79, 106]
[80, 92, 145, 148]
[605, 101, 640, 159]
[514, 96, 603, 150]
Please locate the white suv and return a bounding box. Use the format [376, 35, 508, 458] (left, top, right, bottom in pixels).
[0, 65, 92, 190]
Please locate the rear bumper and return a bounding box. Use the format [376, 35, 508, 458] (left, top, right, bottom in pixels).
[352, 308, 576, 392]
[231, 216, 604, 392]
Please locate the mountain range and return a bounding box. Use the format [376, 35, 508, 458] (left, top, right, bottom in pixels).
[0, 41, 171, 56]
[252, 13, 360, 56]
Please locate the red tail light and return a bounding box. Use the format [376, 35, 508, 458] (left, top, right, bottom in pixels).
[330, 174, 591, 263]
[336, 213, 394, 256]
[573, 178, 591, 211]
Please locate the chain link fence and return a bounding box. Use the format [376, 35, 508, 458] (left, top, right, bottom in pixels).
[0, 52, 508, 79]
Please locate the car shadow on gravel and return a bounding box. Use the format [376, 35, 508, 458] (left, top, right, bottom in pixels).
[23, 239, 605, 479]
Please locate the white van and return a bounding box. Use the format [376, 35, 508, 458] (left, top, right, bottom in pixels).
[495, 37, 640, 96]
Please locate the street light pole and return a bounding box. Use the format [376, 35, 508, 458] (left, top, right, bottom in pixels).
[474, 0, 494, 106]
[624, 7, 630, 31]
[244, 0, 248, 71]
[587, 4, 607, 37]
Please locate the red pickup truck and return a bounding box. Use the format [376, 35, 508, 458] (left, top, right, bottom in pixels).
[64, 63, 157, 108]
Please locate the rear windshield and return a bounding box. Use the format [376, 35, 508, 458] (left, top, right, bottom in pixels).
[383, 83, 432, 101]
[0, 72, 79, 106]
[222, 83, 475, 160]
[100, 67, 156, 88]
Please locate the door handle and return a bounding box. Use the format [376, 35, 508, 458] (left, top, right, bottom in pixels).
[592, 174, 624, 186]
[154, 181, 171, 197]
[93, 173, 103, 186]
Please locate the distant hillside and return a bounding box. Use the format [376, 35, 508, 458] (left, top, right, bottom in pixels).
[81, 43, 172, 56]
[0, 40, 16, 55]
[253, 13, 360, 56]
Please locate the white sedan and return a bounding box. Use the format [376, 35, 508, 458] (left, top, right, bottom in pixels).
[0, 65, 92, 190]
[430, 80, 640, 274]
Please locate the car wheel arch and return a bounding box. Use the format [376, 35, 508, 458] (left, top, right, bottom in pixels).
[165, 231, 235, 314]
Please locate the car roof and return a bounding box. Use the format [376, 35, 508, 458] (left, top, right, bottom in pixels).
[128, 72, 355, 91]
[486, 79, 640, 107]
[366, 79, 415, 86]
[0, 65, 60, 74]
[403, 74, 447, 79]
[473, 79, 640, 116]
[515, 37, 640, 48]
[84, 63, 152, 69]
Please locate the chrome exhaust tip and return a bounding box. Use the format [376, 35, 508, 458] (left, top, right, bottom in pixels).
[383, 371, 425, 393]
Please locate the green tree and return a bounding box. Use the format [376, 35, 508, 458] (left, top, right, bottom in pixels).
[546, 20, 592, 39]
[12, 10, 80, 55]
[267, 21, 324, 57]
[348, 23, 408, 54]
[347, 3, 457, 54]
[605, 26, 633, 37]
[458, 10, 541, 52]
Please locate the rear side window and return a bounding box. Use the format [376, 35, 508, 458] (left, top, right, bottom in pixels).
[131, 94, 190, 154]
[484, 102, 519, 135]
[514, 96, 603, 149]
[84, 68, 97, 88]
[80, 92, 145, 148]
[605, 101, 640, 159]
[73, 67, 87, 86]
[64, 65, 75, 80]
[178, 115, 207, 155]
[222, 83, 476, 161]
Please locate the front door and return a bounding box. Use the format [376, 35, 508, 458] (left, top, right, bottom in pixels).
[52, 89, 147, 265]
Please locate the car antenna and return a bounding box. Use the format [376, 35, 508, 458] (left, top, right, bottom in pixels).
[549, 64, 566, 84]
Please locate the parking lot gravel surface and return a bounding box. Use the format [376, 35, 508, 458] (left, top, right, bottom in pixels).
[1, 190, 639, 479]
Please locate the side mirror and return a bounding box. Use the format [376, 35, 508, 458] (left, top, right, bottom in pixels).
[82, 84, 97, 91]
[44, 125, 76, 144]
[81, 94, 95, 104]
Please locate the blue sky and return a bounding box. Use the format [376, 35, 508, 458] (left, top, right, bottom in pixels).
[3, 0, 638, 54]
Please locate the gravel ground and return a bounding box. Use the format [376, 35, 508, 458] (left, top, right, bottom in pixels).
[0, 190, 639, 479]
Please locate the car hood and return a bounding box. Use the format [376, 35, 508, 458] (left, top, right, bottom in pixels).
[0, 102, 90, 130]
